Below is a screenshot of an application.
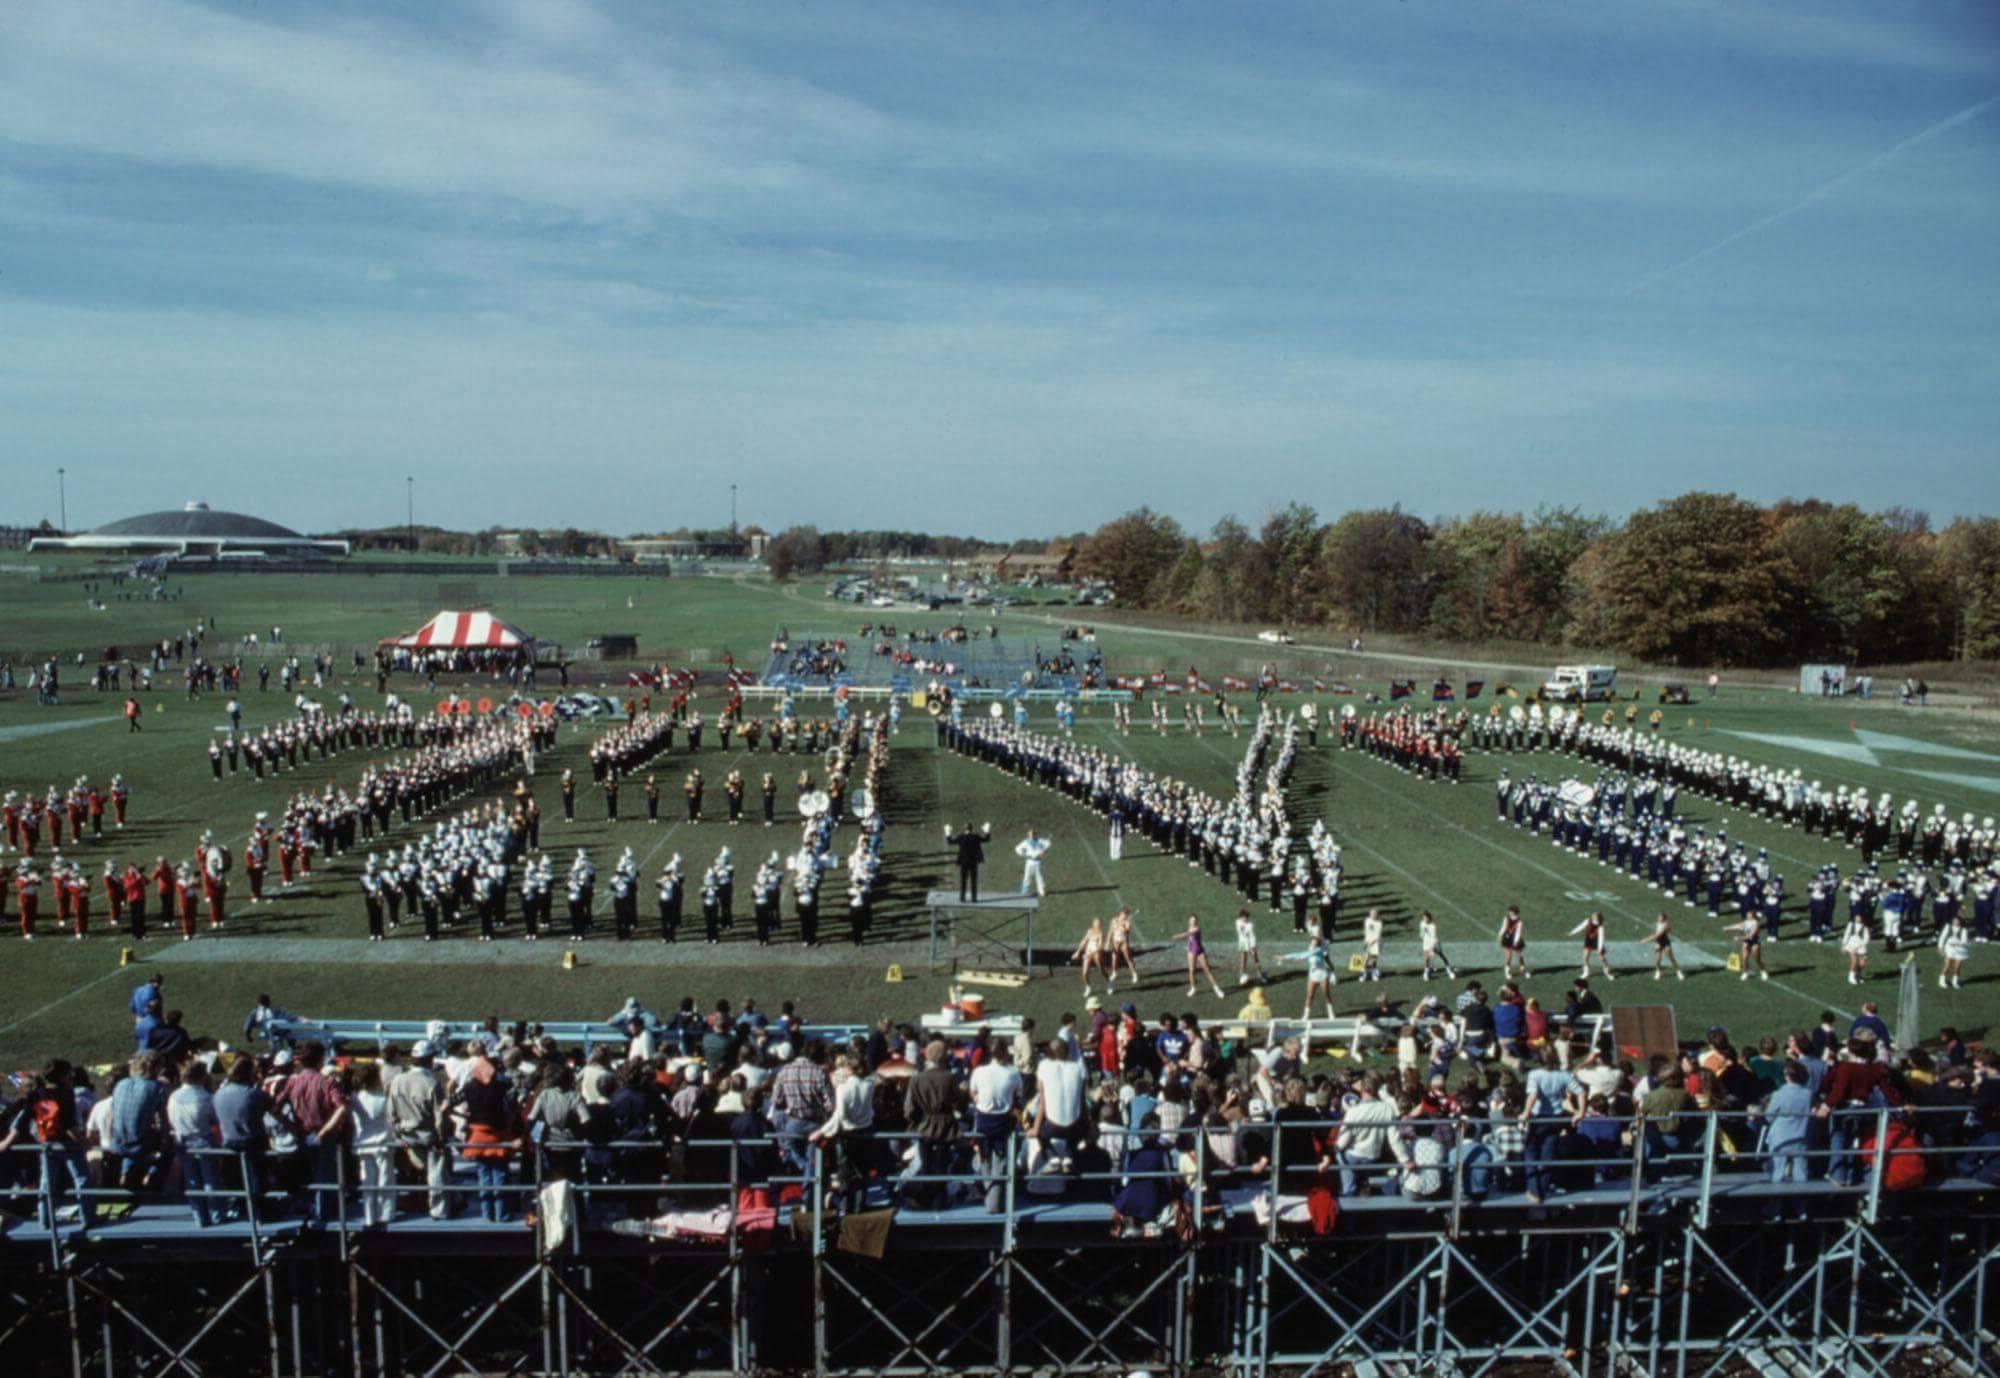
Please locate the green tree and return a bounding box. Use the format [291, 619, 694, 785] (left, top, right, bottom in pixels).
[1077, 508, 1186, 608]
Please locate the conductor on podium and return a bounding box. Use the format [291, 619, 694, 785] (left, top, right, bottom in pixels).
[947, 822, 992, 902]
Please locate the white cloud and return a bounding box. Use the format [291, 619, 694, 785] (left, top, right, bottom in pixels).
[0, 1, 902, 218]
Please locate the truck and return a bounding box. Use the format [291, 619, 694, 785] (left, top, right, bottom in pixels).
[1543, 665, 1618, 703]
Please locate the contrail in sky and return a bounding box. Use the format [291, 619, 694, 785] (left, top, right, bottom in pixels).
[1632, 93, 1999, 292]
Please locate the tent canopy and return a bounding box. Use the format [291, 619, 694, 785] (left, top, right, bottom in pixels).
[389, 610, 533, 650]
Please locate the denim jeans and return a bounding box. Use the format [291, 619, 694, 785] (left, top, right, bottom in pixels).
[38, 1145, 93, 1228]
[1766, 1144, 1808, 1186]
[1524, 1125, 1564, 1200]
[218, 1142, 263, 1222]
[773, 1114, 819, 1179]
[179, 1146, 221, 1227]
[1339, 1151, 1394, 1197]
[475, 1160, 511, 1221]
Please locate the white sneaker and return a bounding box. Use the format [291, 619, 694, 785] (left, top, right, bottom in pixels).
[1939, 976, 1948, 989]
[1760, 971, 1768, 982]
[1187, 986, 1197, 997]
[1653, 970, 1661, 981]
[1677, 971, 1685, 981]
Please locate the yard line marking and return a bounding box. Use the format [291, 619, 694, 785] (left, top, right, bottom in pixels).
[0, 967, 128, 1040]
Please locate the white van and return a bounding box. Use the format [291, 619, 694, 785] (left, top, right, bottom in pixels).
[1543, 665, 1617, 703]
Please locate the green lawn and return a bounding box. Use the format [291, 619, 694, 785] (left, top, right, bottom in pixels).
[3, 568, 1998, 1074]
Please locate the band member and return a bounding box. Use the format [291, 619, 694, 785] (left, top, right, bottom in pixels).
[947, 821, 989, 902]
[685, 770, 704, 823]
[657, 855, 683, 942]
[761, 772, 777, 826]
[123, 862, 147, 940]
[560, 769, 576, 822]
[645, 774, 659, 823]
[16, 864, 37, 939]
[175, 863, 199, 941]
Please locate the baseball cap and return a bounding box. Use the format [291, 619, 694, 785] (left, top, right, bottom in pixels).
[411, 1039, 437, 1059]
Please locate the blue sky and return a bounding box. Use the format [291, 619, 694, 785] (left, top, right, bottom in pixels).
[2, 0, 1996, 539]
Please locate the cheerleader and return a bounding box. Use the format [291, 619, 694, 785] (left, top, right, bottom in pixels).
[1938, 915, 1971, 989]
[1300, 928, 1337, 1019]
[1840, 912, 1871, 984]
[1497, 905, 1531, 980]
[1183, 913, 1226, 999]
[1728, 911, 1769, 981]
[1106, 907, 1141, 984]
[1359, 908, 1384, 983]
[1072, 916, 1109, 995]
[1649, 911, 1685, 980]
[1569, 910, 1615, 980]
[1419, 910, 1458, 981]
[1234, 908, 1269, 986]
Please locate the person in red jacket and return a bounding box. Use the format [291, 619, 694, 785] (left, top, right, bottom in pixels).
[102, 861, 124, 931]
[18, 865, 40, 940]
[1821, 1035, 1903, 1185]
[152, 856, 174, 915]
[52, 859, 73, 932]
[87, 787, 105, 840]
[123, 862, 148, 940]
[110, 775, 130, 828]
[174, 864, 198, 941]
[69, 864, 89, 939]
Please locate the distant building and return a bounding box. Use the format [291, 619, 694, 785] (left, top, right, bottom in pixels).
[619, 535, 761, 561]
[967, 550, 1074, 582]
[27, 501, 350, 557]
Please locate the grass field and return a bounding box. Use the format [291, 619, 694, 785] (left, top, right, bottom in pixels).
[3, 566, 1999, 1072]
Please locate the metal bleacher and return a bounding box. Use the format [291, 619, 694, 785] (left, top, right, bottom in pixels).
[265, 1015, 868, 1055]
[758, 625, 1064, 695]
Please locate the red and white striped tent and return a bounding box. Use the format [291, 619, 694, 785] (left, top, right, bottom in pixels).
[388, 610, 534, 650]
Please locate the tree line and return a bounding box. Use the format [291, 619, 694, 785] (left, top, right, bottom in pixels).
[1068, 495, 2000, 667]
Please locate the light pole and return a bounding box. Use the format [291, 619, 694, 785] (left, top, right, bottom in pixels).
[730, 483, 738, 555]
[57, 467, 67, 533]
[406, 476, 414, 552]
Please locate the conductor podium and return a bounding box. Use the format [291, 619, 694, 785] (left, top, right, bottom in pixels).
[926, 890, 1039, 973]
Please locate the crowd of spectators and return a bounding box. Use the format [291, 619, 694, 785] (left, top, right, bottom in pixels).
[4, 980, 1997, 1236]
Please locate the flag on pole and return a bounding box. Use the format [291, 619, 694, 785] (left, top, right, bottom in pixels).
[1390, 680, 1414, 700]
[1465, 680, 1485, 699]
[1432, 681, 1455, 701]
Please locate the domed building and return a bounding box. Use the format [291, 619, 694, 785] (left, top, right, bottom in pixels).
[29, 501, 349, 557]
